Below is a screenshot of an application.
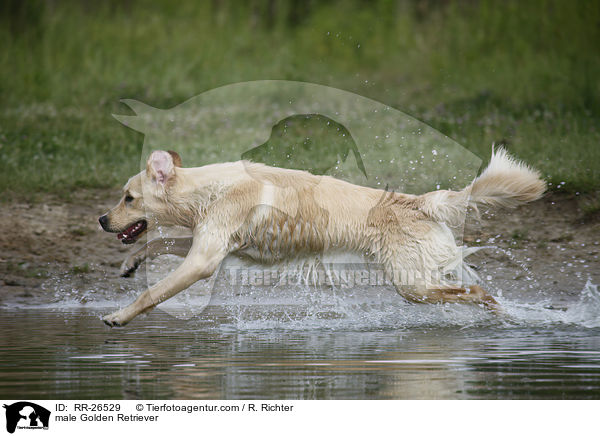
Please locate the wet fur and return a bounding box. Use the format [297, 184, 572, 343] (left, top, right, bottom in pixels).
[100, 148, 545, 326]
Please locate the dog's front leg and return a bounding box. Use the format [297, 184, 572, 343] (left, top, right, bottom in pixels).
[120, 237, 194, 277]
[103, 237, 225, 327]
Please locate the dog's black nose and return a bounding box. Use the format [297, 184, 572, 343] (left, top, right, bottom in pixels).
[98, 214, 109, 231]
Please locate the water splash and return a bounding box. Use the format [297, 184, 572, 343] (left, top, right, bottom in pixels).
[4, 260, 598, 330]
[563, 280, 600, 328]
[492, 280, 599, 328]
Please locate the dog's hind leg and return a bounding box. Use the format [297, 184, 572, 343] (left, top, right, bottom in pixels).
[382, 249, 501, 313]
[120, 237, 193, 277]
[395, 284, 502, 313]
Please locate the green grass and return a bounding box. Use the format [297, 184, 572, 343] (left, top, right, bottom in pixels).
[3, 261, 49, 279]
[0, 0, 598, 199]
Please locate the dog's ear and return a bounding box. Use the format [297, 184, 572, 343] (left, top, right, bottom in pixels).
[147, 150, 177, 185]
[167, 150, 182, 167]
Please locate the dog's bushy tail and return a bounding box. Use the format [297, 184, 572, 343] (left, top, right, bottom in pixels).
[418, 147, 546, 226]
[469, 147, 546, 209]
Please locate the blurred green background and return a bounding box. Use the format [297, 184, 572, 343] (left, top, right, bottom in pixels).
[0, 0, 598, 198]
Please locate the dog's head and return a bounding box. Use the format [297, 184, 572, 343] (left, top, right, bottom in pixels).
[98, 150, 183, 244]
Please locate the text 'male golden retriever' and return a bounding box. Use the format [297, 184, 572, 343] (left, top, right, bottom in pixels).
[99, 148, 545, 326]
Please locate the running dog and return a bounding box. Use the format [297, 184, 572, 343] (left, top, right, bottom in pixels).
[99, 148, 545, 326]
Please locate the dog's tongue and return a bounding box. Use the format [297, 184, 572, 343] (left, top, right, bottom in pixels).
[117, 223, 136, 240]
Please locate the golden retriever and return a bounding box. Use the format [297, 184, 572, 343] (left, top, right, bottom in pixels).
[99, 148, 545, 326]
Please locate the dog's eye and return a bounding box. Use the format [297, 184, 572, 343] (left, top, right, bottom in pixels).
[125, 195, 134, 203]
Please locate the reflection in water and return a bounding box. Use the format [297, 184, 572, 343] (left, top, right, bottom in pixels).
[1, 309, 599, 399]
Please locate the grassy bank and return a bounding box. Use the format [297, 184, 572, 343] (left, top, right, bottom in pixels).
[1, 0, 598, 199]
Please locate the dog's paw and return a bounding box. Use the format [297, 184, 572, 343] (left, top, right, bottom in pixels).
[120, 256, 143, 278]
[102, 310, 129, 327]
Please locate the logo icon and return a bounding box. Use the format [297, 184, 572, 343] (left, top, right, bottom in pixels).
[112, 80, 481, 320]
[3, 402, 50, 434]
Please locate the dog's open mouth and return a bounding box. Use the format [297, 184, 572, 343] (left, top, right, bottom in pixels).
[117, 220, 147, 244]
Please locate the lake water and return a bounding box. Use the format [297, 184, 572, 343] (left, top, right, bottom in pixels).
[1, 278, 599, 400]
